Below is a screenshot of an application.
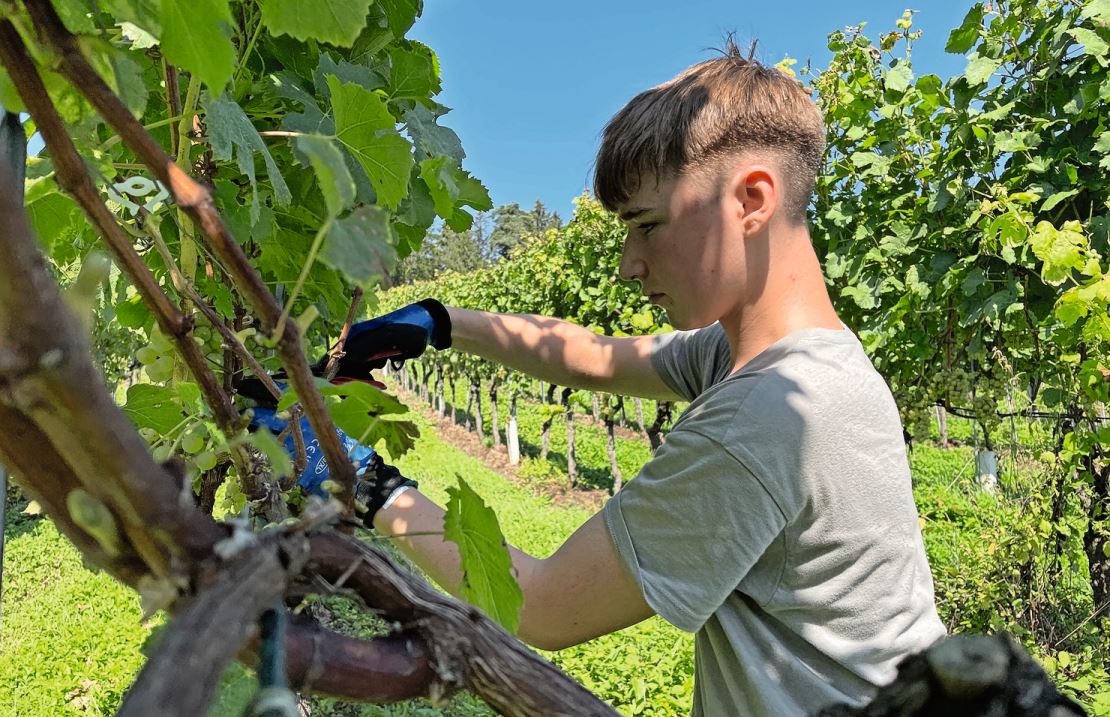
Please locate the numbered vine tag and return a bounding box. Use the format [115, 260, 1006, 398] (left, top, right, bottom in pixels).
[104, 176, 170, 216]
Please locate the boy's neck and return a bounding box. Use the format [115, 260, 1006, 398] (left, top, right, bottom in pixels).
[719, 226, 843, 374]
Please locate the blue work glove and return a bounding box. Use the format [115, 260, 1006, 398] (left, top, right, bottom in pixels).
[249, 406, 417, 526]
[249, 406, 378, 498]
[331, 299, 451, 380]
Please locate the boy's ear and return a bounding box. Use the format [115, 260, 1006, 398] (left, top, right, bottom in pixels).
[726, 163, 778, 236]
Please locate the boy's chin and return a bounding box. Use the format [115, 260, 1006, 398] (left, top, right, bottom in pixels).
[666, 312, 714, 332]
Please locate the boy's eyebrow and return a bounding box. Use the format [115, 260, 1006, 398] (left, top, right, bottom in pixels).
[619, 207, 650, 221]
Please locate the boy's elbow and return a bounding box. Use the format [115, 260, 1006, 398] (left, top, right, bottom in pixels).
[518, 625, 580, 652]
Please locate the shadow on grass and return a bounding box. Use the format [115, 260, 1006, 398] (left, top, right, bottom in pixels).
[3, 501, 43, 544]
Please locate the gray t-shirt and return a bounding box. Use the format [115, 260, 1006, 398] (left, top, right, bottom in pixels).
[603, 324, 946, 717]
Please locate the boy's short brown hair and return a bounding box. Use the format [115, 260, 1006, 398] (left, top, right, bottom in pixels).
[593, 39, 825, 224]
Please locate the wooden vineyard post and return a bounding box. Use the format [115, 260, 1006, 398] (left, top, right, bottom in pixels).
[436, 364, 446, 417]
[605, 397, 623, 494]
[489, 379, 501, 449]
[540, 384, 557, 460]
[562, 387, 578, 488]
[507, 393, 521, 465]
[473, 375, 485, 442]
[647, 401, 672, 451]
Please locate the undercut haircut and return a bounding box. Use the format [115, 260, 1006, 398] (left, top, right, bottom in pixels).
[593, 38, 826, 225]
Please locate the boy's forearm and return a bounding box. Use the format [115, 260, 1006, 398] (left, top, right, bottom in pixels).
[372, 488, 543, 628]
[447, 307, 613, 390]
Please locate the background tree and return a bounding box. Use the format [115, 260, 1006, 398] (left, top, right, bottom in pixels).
[396, 213, 494, 282]
[488, 200, 563, 259]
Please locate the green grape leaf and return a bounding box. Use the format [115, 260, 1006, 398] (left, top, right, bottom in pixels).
[316, 53, 386, 94]
[1040, 189, 1080, 213]
[277, 381, 418, 457]
[1055, 289, 1088, 327]
[52, 0, 98, 33]
[260, 0, 373, 47]
[104, 48, 148, 118]
[205, 94, 292, 223]
[123, 384, 185, 435]
[884, 60, 913, 93]
[1031, 221, 1086, 285]
[945, 3, 983, 54]
[173, 381, 204, 414]
[328, 76, 414, 209]
[404, 103, 465, 161]
[273, 72, 334, 135]
[1096, 131, 1110, 154]
[964, 53, 1000, 86]
[25, 183, 79, 250]
[443, 477, 523, 634]
[295, 135, 355, 217]
[248, 430, 293, 482]
[0, 68, 26, 113]
[1070, 28, 1110, 64]
[120, 22, 158, 49]
[104, 0, 162, 36]
[419, 155, 492, 231]
[378, 0, 421, 36]
[322, 205, 396, 289]
[1082, 0, 1110, 22]
[159, 0, 236, 93]
[324, 381, 419, 455]
[114, 294, 150, 328]
[397, 174, 436, 228]
[387, 41, 439, 100]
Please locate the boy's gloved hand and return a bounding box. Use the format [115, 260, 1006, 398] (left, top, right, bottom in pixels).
[248, 405, 379, 499]
[248, 405, 416, 527]
[331, 299, 451, 380]
[354, 454, 418, 526]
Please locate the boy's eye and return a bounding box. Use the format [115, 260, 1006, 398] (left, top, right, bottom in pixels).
[638, 222, 658, 235]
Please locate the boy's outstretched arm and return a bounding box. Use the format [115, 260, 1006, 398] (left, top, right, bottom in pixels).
[448, 307, 681, 401]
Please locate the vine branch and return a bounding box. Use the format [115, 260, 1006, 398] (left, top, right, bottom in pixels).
[22, 0, 361, 509]
[0, 20, 265, 500]
[307, 531, 621, 717]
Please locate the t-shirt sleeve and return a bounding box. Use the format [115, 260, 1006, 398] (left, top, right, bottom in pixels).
[651, 324, 731, 401]
[603, 427, 788, 633]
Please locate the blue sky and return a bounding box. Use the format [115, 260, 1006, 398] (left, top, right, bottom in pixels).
[411, 1, 974, 220]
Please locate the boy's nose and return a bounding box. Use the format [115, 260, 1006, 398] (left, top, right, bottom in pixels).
[618, 235, 646, 283]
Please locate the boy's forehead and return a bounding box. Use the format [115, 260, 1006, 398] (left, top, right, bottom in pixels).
[616, 173, 671, 216]
[617, 170, 716, 218]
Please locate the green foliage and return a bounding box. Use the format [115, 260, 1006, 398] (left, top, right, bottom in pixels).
[159, 0, 236, 92]
[322, 205, 396, 289]
[296, 134, 356, 218]
[204, 92, 291, 221]
[0, 505, 157, 716]
[121, 384, 185, 435]
[443, 476, 525, 633]
[807, 6, 1110, 691]
[14, 0, 489, 513]
[809, 0, 1109, 439]
[329, 76, 414, 209]
[259, 0, 374, 47]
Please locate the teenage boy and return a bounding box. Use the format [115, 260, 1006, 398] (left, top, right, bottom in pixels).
[341, 45, 946, 716]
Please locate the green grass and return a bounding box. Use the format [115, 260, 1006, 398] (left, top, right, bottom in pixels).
[0, 506, 156, 716]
